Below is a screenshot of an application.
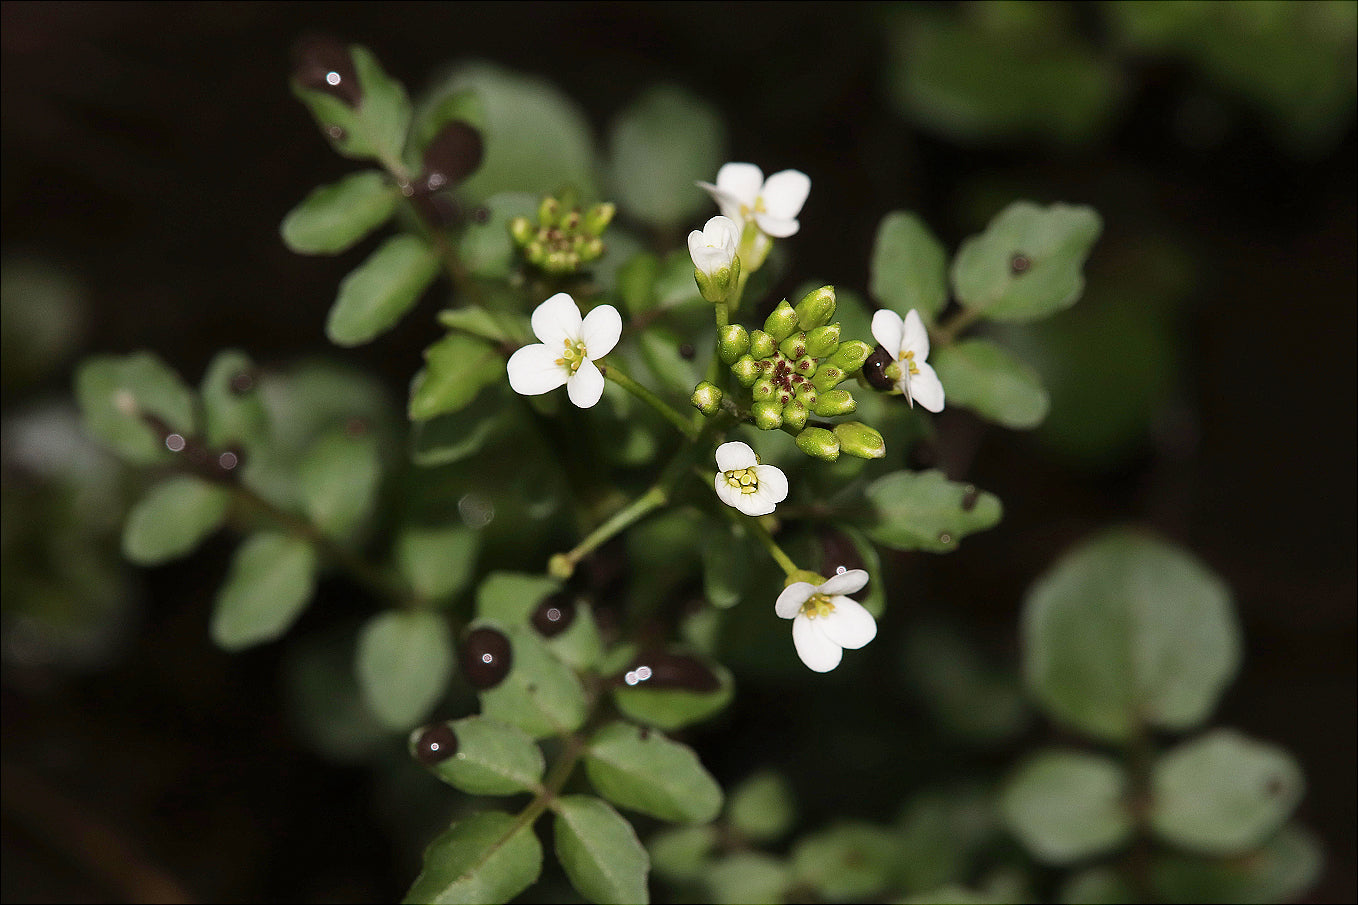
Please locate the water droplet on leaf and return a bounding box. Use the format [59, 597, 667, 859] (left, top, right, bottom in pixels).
[618, 652, 720, 693]
[461, 627, 512, 689]
[1010, 253, 1031, 275]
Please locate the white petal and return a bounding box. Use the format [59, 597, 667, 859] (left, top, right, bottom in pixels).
[871, 309, 906, 358]
[715, 440, 756, 472]
[530, 292, 582, 345]
[819, 568, 869, 597]
[775, 583, 815, 619]
[908, 361, 945, 413]
[714, 474, 746, 511]
[715, 162, 764, 206]
[753, 211, 800, 239]
[580, 304, 622, 358]
[902, 308, 931, 360]
[704, 215, 741, 252]
[690, 241, 732, 276]
[752, 464, 788, 504]
[820, 597, 877, 650]
[792, 615, 843, 672]
[736, 493, 776, 517]
[696, 182, 744, 224]
[506, 344, 568, 396]
[565, 357, 605, 408]
[760, 169, 810, 219]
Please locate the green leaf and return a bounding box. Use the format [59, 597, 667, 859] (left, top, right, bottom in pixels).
[863, 470, 1003, 552]
[1150, 729, 1304, 856]
[478, 625, 586, 739]
[437, 304, 524, 346]
[584, 722, 722, 824]
[200, 350, 269, 450]
[1060, 867, 1137, 905]
[951, 202, 1102, 321]
[616, 251, 660, 316]
[648, 825, 718, 883]
[1000, 749, 1133, 865]
[1022, 528, 1242, 742]
[458, 191, 538, 279]
[75, 352, 196, 464]
[396, 526, 479, 602]
[326, 234, 440, 347]
[707, 853, 792, 905]
[405, 88, 483, 166]
[283, 623, 388, 764]
[869, 211, 949, 319]
[298, 428, 381, 538]
[791, 821, 900, 901]
[281, 170, 399, 255]
[727, 771, 795, 842]
[702, 525, 759, 609]
[896, 782, 1000, 893]
[432, 63, 597, 201]
[122, 476, 230, 565]
[475, 572, 562, 625]
[553, 795, 650, 905]
[417, 716, 545, 796]
[612, 658, 734, 731]
[902, 623, 1030, 743]
[1150, 823, 1323, 905]
[540, 600, 604, 672]
[405, 810, 543, 905]
[292, 45, 412, 164]
[607, 84, 725, 228]
[408, 333, 505, 421]
[211, 532, 317, 650]
[356, 610, 453, 730]
[932, 338, 1050, 429]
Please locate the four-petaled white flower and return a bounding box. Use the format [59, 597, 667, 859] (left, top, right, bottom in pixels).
[698, 163, 810, 240]
[775, 569, 877, 673]
[713, 441, 788, 517]
[507, 293, 622, 409]
[687, 215, 740, 276]
[870, 308, 945, 412]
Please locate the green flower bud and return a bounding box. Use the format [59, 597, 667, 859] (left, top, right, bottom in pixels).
[584, 201, 616, 235]
[805, 323, 841, 358]
[749, 330, 777, 360]
[794, 285, 836, 330]
[792, 355, 817, 378]
[752, 400, 783, 430]
[580, 236, 605, 262]
[731, 355, 761, 387]
[811, 365, 846, 393]
[782, 399, 809, 431]
[753, 377, 779, 403]
[763, 300, 800, 342]
[795, 426, 840, 461]
[508, 216, 535, 246]
[718, 325, 750, 365]
[538, 196, 561, 228]
[691, 381, 723, 415]
[794, 382, 818, 407]
[834, 421, 886, 459]
[812, 389, 856, 417]
[829, 340, 873, 373]
[779, 332, 808, 359]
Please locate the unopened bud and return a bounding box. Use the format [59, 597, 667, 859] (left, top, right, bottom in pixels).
[509, 217, 535, 246]
[782, 399, 809, 431]
[718, 325, 750, 365]
[731, 355, 761, 387]
[779, 332, 808, 360]
[691, 381, 723, 416]
[834, 421, 886, 459]
[752, 377, 777, 403]
[812, 389, 856, 417]
[829, 340, 873, 373]
[538, 196, 561, 228]
[795, 426, 840, 461]
[749, 330, 777, 360]
[794, 285, 836, 330]
[695, 265, 735, 303]
[811, 365, 846, 393]
[584, 202, 616, 235]
[763, 300, 800, 342]
[580, 236, 605, 262]
[805, 324, 841, 358]
[752, 401, 783, 430]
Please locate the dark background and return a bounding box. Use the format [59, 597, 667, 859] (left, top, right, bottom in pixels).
[3, 2, 1354, 902]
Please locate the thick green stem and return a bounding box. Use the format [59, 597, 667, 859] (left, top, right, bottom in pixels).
[601, 363, 699, 441]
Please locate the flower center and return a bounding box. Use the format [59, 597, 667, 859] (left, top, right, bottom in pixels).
[902, 349, 920, 376]
[799, 593, 836, 619]
[723, 466, 760, 495]
[555, 338, 588, 375]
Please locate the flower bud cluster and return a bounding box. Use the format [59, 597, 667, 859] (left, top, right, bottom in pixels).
[509, 195, 615, 275]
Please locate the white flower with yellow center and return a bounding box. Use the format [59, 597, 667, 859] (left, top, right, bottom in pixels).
[697, 163, 810, 266]
[713, 440, 788, 517]
[507, 293, 622, 409]
[775, 569, 877, 673]
[870, 308, 945, 412]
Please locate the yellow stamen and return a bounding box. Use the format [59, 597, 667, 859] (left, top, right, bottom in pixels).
[723, 466, 760, 495]
[799, 593, 836, 619]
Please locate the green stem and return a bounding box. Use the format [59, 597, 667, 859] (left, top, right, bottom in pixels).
[550, 484, 668, 580]
[707, 472, 800, 577]
[933, 305, 983, 346]
[601, 363, 699, 441]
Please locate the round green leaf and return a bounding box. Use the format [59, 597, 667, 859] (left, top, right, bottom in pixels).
[612, 659, 734, 731]
[211, 532, 317, 650]
[326, 233, 440, 347]
[951, 202, 1102, 321]
[396, 526, 479, 602]
[553, 795, 650, 905]
[862, 470, 1003, 552]
[458, 192, 537, 279]
[200, 349, 269, 450]
[1022, 529, 1242, 742]
[356, 610, 453, 730]
[281, 170, 399, 255]
[706, 853, 792, 905]
[292, 45, 412, 164]
[122, 476, 230, 565]
[1060, 867, 1137, 904]
[727, 771, 795, 842]
[584, 721, 722, 824]
[75, 352, 197, 465]
[932, 338, 1050, 429]
[648, 825, 718, 883]
[607, 83, 725, 228]
[869, 211, 949, 319]
[408, 333, 505, 421]
[1150, 729, 1304, 856]
[298, 428, 381, 538]
[1000, 749, 1133, 865]
[1149, 823, 1323, 905]
[405, 810, 543, 905]
[896, 782, 1000, 893]
[416, 716, 545, 796]
[477, 625, 586, 739]
[791, 821, 900, 902]
[474, 572, 562, 624]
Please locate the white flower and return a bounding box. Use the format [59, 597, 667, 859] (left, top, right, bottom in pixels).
[687, 215, 740, 276]
[870, 308, 945, 412]
[775, 569, 877, 673]
[697, 163, 810, 240]
[506, 293, 622, 409]
[713, 440, 788, 517]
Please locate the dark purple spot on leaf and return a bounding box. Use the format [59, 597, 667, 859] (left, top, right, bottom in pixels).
[229, 371, 255, 394]
[679, 343, 695, 360]
[531, 592, 577, 638]
[421, 121, 483, 191]
[413, 723, 458, 766]
[1010, 253, 1031, 275]
[961, 485, 979, 512]
[620, 652, 721, 693]
[461, 627, 512, 689]
[862, 345, 895, 391]
[291, 35, 362, 108]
